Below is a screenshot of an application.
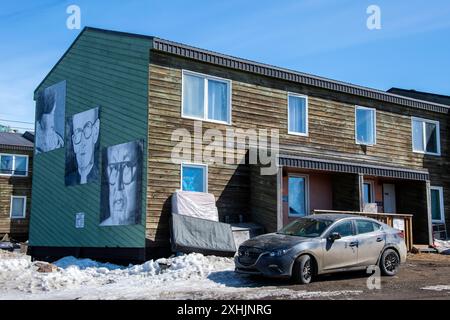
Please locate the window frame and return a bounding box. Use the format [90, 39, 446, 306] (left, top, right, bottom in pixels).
[430, 186, 445, 223]
[325, 219, 356, 238]
[0, 153, 29, 177]
[355, 218, 380, 235]
[180, 162, 208, 193]
[181, 69, 232, 125]
[411, 117, 441, 156]
[355, 105, 377, 146]
[287, 92, 309, 136]
[287, 173, 310, 218]
[10, 195, 27, 219]
[363, 180, 375, 204]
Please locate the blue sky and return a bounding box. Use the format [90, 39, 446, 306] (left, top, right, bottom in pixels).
[1, 0, 450, 131]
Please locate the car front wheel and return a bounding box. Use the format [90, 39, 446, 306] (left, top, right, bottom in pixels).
[379, 248, 400, 276]
[292, 255, 313, 284]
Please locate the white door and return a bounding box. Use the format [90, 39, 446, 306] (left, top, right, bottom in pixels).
[383, 184, 396, 213]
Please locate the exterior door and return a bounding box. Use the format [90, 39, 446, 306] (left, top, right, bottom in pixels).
[383, 184, 396, 213]
[322, 220, 358, 271]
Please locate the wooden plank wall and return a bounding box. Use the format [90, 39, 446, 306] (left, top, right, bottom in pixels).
[249, 164, 278, 233]
[147, 51, 450, 248]
[396, 180, 429, 244]
[0, 148, 33, 241]
[331, 173, 360, 212]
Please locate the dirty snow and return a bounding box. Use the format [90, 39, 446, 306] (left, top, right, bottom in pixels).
[0, 250, 362, 300]
[421, 285, 450, 292]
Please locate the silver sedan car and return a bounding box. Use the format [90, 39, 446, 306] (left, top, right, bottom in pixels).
[235, 214, 407, 284]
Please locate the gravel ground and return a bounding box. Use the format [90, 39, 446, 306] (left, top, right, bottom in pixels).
[270, 253, 450, 300]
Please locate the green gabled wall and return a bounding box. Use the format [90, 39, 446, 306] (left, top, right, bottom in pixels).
[29, 28, 152, 248]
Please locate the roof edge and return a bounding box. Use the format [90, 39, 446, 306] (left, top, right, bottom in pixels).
[33, 26, 155, 96]
[33, 26, 449, 114]
[152, 37, 449, 113]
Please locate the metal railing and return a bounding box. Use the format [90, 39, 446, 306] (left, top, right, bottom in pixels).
[313, 209, 413, 251]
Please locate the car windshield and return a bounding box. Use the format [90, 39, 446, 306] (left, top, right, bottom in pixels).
[277, 218, 333, 238]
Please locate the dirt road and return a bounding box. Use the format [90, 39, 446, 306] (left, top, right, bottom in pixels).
[277, 253, 450, 300]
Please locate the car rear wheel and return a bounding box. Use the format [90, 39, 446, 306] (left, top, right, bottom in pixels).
[379, 248, 400, 276]
[292, 255, 313, 284]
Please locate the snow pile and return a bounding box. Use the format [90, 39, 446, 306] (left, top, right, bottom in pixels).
[54, 256, 123, 270]
[434, 239, 450, 255]
[0, 251, 363, 300]
[421, 285, 450, 291]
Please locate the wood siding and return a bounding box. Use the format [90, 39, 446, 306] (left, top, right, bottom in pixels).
[0, 148, 33, 240]
[147, 51, 450, 247]
[250, 164, 278, 233]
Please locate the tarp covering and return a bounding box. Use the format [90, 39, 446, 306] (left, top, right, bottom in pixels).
[170, 213, 236, 256]
[171, 190, 219, 221]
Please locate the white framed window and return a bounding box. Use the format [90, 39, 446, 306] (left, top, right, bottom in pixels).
[0, 153, 29, 177]
[182, 70, 232, 125]
[288, 174, 309, 217]
[355, 106, 376, 145]
[363, 181, 375, 204]
[181, 163, 208, 193]
[10, 196, 26, 219]
[287, 93, 308, 136]
[411, 117, 440, 156]
[430, 186, 445, 223]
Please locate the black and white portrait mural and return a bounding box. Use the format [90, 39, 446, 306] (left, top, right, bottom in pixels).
[65, 107, 100, 186]
[100, 140, 143, 226]
[35, 80, 66, 154]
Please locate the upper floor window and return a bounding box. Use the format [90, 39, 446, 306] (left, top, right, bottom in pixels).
[411, 117, 440, 156]
[181, 163, 208, 193]
[288, 93, 308, 136]
[355, 106, 376, 145]
[0, 154, 28, 177]
[182, 70, 231, 124]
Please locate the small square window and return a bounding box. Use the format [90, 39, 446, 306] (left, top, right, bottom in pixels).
[355, 106, 376, 145]
[14, 156, 28, 176]
[181, 164, 207, 193]
[10, 196, 26, 219]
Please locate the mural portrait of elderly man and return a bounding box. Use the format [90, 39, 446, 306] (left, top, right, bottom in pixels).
[65, 107, 100, 186]
[100, 140, 143, 226]
[35, 81, 66, 154]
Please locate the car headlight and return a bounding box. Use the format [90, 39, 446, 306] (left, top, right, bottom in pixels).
[269, 249, 288, 257]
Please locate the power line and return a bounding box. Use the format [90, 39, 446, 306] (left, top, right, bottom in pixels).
[0, 119, 34, 125]
[4, 126, 34, 131]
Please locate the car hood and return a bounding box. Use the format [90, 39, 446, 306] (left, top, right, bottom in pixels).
[240, 233, 316, 251]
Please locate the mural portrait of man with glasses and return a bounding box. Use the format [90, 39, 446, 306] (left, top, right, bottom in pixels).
[65, 107, 100, 186]
[100, 140, 143, 226]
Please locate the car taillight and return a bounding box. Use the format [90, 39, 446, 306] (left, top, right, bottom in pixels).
[397, 231, 405, 239]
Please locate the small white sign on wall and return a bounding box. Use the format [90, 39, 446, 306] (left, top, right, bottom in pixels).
[75, 212, 85, 229]
[393, 218, 405, 231]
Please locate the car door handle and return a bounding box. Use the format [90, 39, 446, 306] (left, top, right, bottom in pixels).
[349, 241, 358, 247]
[376, 237, 383, 242]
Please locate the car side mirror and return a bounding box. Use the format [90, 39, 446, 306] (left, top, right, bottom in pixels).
[328, 232, 341, 242]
